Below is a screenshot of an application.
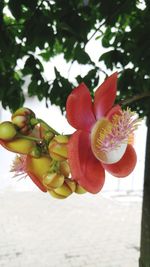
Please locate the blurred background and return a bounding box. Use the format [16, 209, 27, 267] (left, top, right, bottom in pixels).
[0, 0, 150, 266]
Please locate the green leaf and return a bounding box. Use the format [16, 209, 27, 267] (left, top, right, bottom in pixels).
[74, 45, 92, 65]
[76, 68, 99, 90]
[50, 69, 73, 112]
[101, 27, 113, 48]
[99, 50, 114, 70]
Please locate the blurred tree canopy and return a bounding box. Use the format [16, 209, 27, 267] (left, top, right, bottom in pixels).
[0, 0, 150, 116]
[0, 1, 150, 266]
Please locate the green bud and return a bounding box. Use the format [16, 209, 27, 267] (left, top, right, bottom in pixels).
[43, 173, 64, 190]
[48, 178, 75, 199]
[1, 138, 36, 155]
[59, 161, 70, 177]
[0, 121, 17, 141]
[75, 184, 87, 194]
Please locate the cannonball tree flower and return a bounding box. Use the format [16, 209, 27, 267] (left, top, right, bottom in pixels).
[66, 73, 139, 194]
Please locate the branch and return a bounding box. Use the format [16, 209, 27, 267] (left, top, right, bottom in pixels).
[98, 67, 108, 77]
[120, 92, 150, 106]
[84, 20, 106, 47]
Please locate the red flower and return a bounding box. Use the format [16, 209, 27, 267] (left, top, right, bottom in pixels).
[66, 73, 138, 194]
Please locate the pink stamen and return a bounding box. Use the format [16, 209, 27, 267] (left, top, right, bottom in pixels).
[11, 155, 27, 179]
[98, 108, 140, 153]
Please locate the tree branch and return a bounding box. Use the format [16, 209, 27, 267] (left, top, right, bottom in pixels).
[85, 20, 106, 47]
[120, 92, 150, 106]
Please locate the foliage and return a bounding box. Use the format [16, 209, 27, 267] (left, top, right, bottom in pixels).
[0, 0, 150, 117]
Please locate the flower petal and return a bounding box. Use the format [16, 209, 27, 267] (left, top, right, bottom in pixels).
[27, 171, 47, 192]
[68, 130, 105, 193]
[94, 72, 118, 119]
[102, 144, 137, 177]
[26, 156, 51, 192]
[66, 83, 96, 131]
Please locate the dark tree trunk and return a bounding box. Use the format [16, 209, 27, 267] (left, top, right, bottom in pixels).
[139, 116, 150, 267]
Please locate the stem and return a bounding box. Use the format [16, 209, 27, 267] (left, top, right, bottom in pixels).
[38, 119, 60, 135]
[30, 118, 60, 135]
[84, 20, 105, 48]
[17, 133, 43, 142]
[120, 92, 150, 106]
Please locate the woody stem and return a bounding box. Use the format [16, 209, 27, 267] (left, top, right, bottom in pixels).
[120, 92, 150, 106]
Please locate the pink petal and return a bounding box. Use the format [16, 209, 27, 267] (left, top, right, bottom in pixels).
[66, 83, 96, 132]
[94, 72, 118, 119]
[102, 145, 137, 177]
[68, 130, 105, 193]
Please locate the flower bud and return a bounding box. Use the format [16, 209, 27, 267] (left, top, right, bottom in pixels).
[59, 161, 70, 177]
[48, 190, 67, 199]
[26, 156, 52, 187]
[43, 173, 64, 190]
[75, 183, 87, 194]
[65, 178, 76, 192]
[48, 178, 75, 199]
[0, 121, 17, 141]
[12, 107, 35, 134]
[0, 138, 37, 155]
[48, 135, 68, 161]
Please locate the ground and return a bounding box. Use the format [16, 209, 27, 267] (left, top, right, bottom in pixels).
[0, 190, 141, 267]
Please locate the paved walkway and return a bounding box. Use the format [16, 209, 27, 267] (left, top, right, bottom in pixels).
[0, 190, 142, 267]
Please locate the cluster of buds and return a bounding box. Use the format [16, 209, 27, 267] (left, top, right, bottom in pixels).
[0, 107, 86, 199]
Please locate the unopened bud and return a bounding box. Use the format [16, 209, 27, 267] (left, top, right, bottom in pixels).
[0, 121, 17, 141]
[12, 107, 35, 134]
[65, 178, 76, 192]
[75, 183, 87, 194]
[26, 156, 52, 186]
[48, 135, 68, 161]
[59, 161, 70, 177]
[48, 190, 67, 199]
[48, 178, 75, 199]
[0, 138, 36, 155]
[43, 173, 64, 190]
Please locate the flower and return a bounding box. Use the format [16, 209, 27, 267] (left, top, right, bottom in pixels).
[66, 73, 138, 194]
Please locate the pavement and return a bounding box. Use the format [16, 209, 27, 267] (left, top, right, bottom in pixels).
[0, 190, 142, 267]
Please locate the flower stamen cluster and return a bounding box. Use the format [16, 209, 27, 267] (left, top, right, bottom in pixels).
[11, 155, 27, 179]
[97, 108, 140, 153]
